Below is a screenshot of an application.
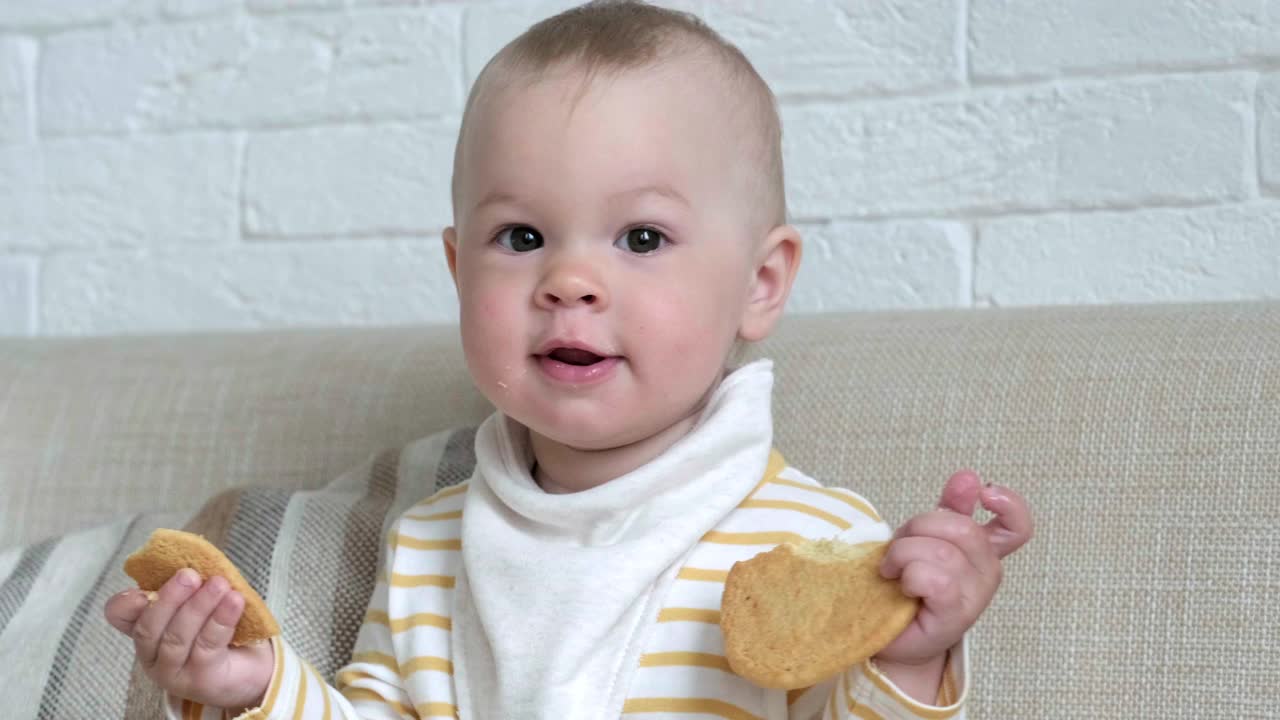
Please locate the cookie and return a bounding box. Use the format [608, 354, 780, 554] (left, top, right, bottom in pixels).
[720, 538, 917, 689]
[123, 528, 279, 646]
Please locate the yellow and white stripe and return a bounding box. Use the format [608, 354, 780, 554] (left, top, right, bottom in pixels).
[167, 455, 965, 720]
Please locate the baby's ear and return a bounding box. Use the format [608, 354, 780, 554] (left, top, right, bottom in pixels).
[738, 224, 802, 342]
[443, 227, 460, 287]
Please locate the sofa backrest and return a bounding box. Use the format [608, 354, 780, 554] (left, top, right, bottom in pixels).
[2, 300, 1277, 716]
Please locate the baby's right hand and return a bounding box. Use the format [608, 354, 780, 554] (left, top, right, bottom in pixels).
[104, 568, 274, 712]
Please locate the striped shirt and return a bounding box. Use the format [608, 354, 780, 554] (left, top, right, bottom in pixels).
[169, 450, 966, 720]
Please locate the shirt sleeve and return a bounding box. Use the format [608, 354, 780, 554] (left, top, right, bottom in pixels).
[786, 639, 966, 720]
[839, 639, 967, 719]
[163, 523, 423, 720]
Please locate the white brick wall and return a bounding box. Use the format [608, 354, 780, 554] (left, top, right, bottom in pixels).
[0, 36, 34, 145]
[784, 74, 1252, 219]
[0, 133, 238, 251]
[976, 203, 1280, 305]
[1263, 74, 1280, 193]
[1, 0, 1278, 337]
[243, 122, 457, 237]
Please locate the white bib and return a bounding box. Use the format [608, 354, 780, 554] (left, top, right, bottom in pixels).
[452, 360, 775, 720]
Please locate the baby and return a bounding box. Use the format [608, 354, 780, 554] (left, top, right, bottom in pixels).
[104, 2, 1033, 719]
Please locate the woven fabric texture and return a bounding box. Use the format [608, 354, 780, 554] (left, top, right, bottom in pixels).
[752, 301, 1280, 718]
[0, 323, 493, 549]
[1, 300, 1277, 717]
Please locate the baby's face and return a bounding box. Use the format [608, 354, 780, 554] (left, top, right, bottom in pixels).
[445, 59, 767, 451]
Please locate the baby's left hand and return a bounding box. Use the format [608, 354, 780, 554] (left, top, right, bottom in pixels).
[874, 470, 1033, 666]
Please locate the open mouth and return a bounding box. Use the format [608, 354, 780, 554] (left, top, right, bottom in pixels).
[535, 344, 622, 384]
[546, 347, 606, 366]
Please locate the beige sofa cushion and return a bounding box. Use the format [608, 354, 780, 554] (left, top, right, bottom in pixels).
[2, 300, 1278, 717]
[759, 301, 1280, 715]
[0, 323, 493, 549]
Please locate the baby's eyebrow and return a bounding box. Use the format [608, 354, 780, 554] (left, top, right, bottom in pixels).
[471, 184, 690, 216]
[607, 183, 690, 208]
[470, 190, 523, 216]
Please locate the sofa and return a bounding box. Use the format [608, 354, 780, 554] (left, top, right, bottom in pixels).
[2, 300, 1277, 718]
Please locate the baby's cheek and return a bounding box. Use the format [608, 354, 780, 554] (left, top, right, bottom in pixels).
[470, 291, 505, 322]
[463, 291, 516, 342]
[669, 302, 731, 352]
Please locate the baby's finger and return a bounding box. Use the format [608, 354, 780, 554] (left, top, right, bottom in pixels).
[979, 484, 1034, 559]
[189, 589, 244, 669]
[898, 560, 959, 606]
[133, 568, 202, 669]
[155, 575, 231, 674]
[936, 470, 981, 516]
[104, 589, 150, 634]
[893, 510, 998, 578]
[880, 536, 962, 581]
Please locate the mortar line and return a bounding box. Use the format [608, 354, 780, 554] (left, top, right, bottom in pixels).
[1246, 72, 1260, 198]
[24, 36, 39, 142]
[1254, 73, 1268, 197]
[967, 221, 978, 308]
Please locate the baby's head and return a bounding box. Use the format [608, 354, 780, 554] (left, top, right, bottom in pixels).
[444, 0, 800, 453]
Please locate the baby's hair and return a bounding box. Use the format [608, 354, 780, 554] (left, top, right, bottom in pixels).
[452, 0, 786, 228]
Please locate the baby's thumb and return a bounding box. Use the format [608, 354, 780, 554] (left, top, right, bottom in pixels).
[104, 589, 148, 635]
[937, 469, 982, 516]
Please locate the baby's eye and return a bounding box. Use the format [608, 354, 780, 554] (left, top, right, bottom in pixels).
[495, 226, 544, 252]
[616, 227, 667, 254]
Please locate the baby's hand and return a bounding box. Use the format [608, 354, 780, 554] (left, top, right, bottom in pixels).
[103, 568, 274, 712]
[874, 471, 1033, 666]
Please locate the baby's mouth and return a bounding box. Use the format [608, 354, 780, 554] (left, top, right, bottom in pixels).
[533, 343, 623, 384]
[545, 347, 606, 366]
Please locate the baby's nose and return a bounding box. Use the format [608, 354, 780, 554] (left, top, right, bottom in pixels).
[540, 282, 601, 307]
[536, 265, 608, 309]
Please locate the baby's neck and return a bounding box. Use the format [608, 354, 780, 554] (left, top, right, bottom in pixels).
[530, 412, 700, 494]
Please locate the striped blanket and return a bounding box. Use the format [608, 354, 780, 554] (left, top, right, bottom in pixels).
[0, 427, 477, 720]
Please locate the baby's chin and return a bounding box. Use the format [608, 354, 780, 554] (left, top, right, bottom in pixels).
[488, 373, 715, 454]
[522, 404, 704, 457]
[524, 419, 649, 453]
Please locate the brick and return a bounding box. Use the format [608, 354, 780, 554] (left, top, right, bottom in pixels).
[0, 133, 237, 252]
[784, 74, 1250, 219]
[0, 256, 36, 336]
[0, 37, 34, 145]
[971, 0, 1280, 81]
[244, 121, 458, 237]
[976, 203, 1280, 306]
[39, 7, 463, 135]
[706, 0, 959, 97]
[41, 239, 459, 336]
[463, 0, 703, 89]
[248, 0, 343, 12]
[0, 0, 235, 30]
[1262, 74, 1280, 194]
[788, 221, 971, 312]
